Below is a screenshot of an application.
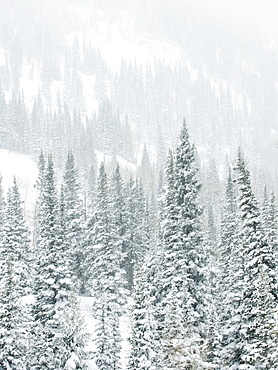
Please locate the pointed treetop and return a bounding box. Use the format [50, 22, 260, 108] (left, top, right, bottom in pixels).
[179, 119, 189, 143]
[234, 147, 253, 189]
[165, 149, 175, 184]
[38, 149, 45, 170]
[99, 161, 106, 176]
[263, 183, 268, 201]
[112, 162, 120, 177]
[234, 147, 247, 174]
[181, 118, 188, 130]
[225, 167, 236, 214]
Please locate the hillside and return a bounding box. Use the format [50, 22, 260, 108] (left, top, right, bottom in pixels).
[1, 1, 278, 369]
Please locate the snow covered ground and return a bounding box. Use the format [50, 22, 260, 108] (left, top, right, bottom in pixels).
[80, 296, 97, 370]
[80, 296, 131, 370]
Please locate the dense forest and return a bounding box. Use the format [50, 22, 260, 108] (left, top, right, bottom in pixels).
[0, 0, 278, 369]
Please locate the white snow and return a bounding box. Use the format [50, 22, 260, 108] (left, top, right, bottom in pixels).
[119, 309, 132, 369]
[67, 18, 182, 73]
[81, 74, 99, 118]
[80, 296, 97, 369]
[19, 294, 36, 305]
[80, 296, 131, 370]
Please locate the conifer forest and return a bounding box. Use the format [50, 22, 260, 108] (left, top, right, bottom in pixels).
[1, 0, 278, 369]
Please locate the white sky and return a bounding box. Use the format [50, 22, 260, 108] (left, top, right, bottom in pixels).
[201, 0, 278, 34]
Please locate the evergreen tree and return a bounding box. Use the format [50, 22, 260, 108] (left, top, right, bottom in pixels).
[0, 259, 28, 369]
[128, 261, 156, 370]
[216, 168, 244, 368]
[124, 178, 150, 290]
[157, 121, 209, 368]
[261, 189, 278, 266]
[59, 290, 89, 369]
[2, 177, 32, 295]
[62, 150, 85, 292]
[109, 164, 129, 295]
[0, 174, 5, 236]
[34, 150, 46, 241]
[139, 144, 154, 197]
[32, 154, 77, 369]
[0, 178, 32, 369]
[233, 148, 278, 369]
[138, 228, 170, 370]
[90, 163, 124, 370]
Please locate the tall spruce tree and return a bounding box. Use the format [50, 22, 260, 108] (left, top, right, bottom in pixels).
[0, 258, 28, 369]
[90, 163, 124, 370]
[0, 179, 32, 369]
[0, 174, 5, 236]
[2, 178, 32, 295]
[62, 150, 85, 293]
[32, 154, 82, 369]
[158, 120, 209, 368]
[261, 189, 278, 267]
[233, 148, 278, 369]
[124, 178, 150, 290]
[109, 164, 128, 298]
[128, 260, 156, 370]
[216, 168, 244, 368]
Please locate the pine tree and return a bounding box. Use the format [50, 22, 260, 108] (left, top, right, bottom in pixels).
[247, 263, 278, 368]
[128, 261, 156, 370]
[0, 258, 28, 369]
[62, 150, 85, 293]
[261, 189, 278, 267]
[233, 148, 278, 369]
[59, 290, 89, 369]
[216, 168, 244, 368]
[158, 121, 209, 368]
[2, 177, 32, 295]
[34, 150, 46, 244]
[139, 144, 154, 197]
[0, 178, 32, 369]
[124, 178, 150, 290]
[32, 154, 76, 369]
[109, 164, 128, 297]
[0, 174, 5, 236]
[143, 243, 166, 370]
[90, 163, 124, 370]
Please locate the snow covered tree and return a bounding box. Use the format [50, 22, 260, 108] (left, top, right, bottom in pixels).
[215, 168, 244, 368]
[128, 261, 156, 370]
[89, 162, 125, 370]
[261, 189, 278, 267]
[109, 163, 128, 295]
[124, 178, 150, 290]
[59, 290, 89, 369]
[2, 177, 32, 295]
[139, 144, 154, 197]
[0, 259, 28, 369]
[246, 263, 278, 368]
[233, 148, 278, 369]
[0, 178, 32, 369]
[0, 174, 5, 236]
[34, 149, 46, 243]
[32, 153, 84, 369]
[62, 150, 85, 293]
[157, 121, 209, 368]
[161, 284, 210, 369]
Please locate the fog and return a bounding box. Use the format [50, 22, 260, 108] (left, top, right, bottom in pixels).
[154, 0, 278, 37]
